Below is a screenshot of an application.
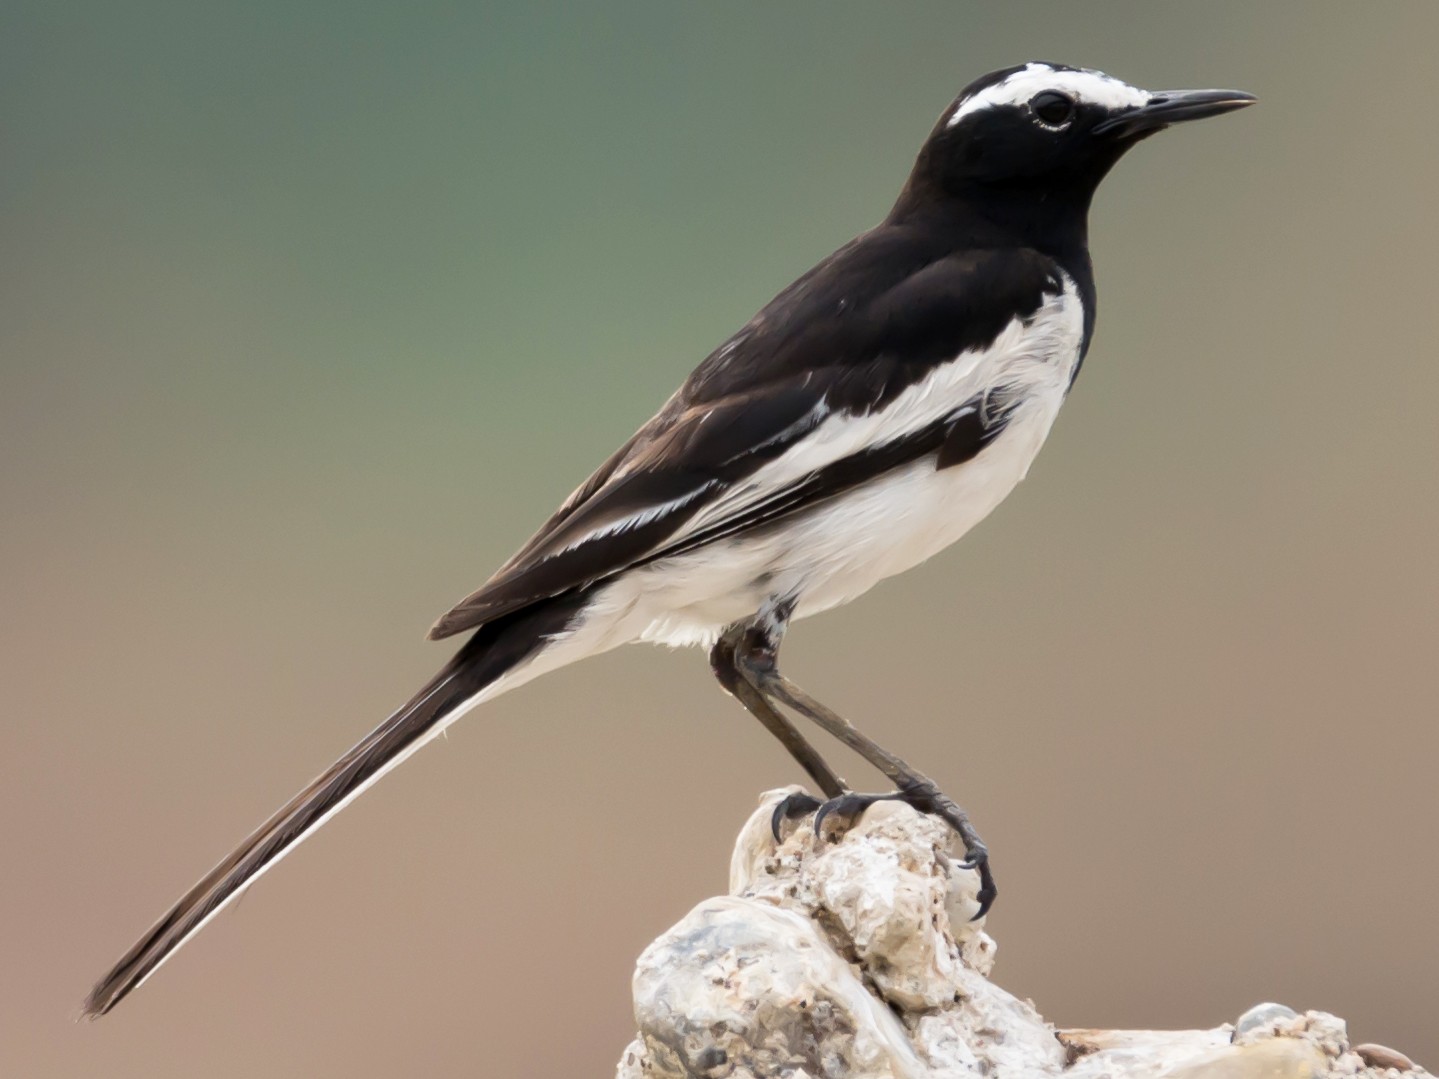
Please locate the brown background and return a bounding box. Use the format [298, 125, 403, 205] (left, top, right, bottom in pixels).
[3, 3, 1436, 1076]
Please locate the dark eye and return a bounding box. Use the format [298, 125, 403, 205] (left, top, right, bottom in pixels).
[1029, 90, 1076, 127]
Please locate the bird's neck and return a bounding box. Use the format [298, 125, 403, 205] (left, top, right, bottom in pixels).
[890, 180, 1092, 264]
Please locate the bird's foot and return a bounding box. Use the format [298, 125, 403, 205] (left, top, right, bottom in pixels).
[803, 785, 996, 920]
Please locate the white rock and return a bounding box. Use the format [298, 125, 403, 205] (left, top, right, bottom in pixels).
[619, 789, 1430, 1079]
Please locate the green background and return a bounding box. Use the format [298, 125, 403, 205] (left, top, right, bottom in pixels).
[4, 3, 1436, 1076]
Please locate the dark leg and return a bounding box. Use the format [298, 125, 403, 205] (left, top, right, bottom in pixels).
[709, 622, 847, 803]
[730, 616, 997, 918]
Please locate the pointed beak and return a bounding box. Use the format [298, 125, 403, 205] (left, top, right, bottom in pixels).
[1094, 88, 1257, 139]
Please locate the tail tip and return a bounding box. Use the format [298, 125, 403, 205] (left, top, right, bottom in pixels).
[79, 987, 113, 1021]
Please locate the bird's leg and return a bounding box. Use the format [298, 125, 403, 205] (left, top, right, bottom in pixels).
[732, 623, 996, 917]
[711, 620, 846, 839]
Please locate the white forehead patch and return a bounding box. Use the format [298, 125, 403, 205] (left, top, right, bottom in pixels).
[947, 63, 1150, 127]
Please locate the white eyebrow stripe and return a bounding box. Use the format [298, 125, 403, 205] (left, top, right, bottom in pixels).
[947, 63, 1150, 127]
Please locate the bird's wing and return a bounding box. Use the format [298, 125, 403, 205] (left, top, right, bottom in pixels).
[427, 379, 834, 637]
[428, 241, 1063, 639]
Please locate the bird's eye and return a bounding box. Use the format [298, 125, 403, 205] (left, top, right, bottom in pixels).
[1029, 91, 1076, 127]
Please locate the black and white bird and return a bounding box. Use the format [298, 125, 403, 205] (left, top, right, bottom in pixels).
[85, 62, 1254, 1016]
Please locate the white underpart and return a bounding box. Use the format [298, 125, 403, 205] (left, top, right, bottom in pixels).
[947, 63, 1149, 127]
[546, 274, 1086, 654]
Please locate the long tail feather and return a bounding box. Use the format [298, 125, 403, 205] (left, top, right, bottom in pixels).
[83, 595, 584, 1017]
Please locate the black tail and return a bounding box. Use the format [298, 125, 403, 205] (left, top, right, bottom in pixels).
[83, 595, 583, 1017]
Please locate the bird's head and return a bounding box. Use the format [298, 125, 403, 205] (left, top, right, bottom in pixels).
[895, 62, 1255, 232]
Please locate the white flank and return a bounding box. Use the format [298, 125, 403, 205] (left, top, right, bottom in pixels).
[948, 63, 1149, 127]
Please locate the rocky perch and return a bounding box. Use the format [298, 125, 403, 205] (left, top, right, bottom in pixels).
[616, 788, 1426, 1079]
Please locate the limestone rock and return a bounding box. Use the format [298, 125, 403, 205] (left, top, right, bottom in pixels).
[617, 787, 1428, 1079]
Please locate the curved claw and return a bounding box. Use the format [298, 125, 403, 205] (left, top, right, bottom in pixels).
[811, 796, 846, 836]
[770, 792, 823, 842]
[972, 860, 997, 920]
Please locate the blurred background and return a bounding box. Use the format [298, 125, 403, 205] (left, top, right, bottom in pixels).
[4, 2, 1436, 1076]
